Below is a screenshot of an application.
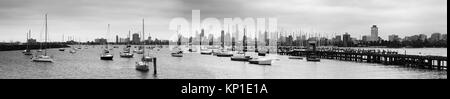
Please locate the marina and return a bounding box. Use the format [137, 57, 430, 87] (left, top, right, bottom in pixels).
[0, 45, 446, 79]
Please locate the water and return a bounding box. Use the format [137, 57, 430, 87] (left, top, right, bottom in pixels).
[0, 45, 447, 79]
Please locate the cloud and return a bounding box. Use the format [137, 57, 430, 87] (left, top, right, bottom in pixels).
[0, 0, 447, 42]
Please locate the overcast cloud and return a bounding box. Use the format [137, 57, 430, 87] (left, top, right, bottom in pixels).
[0, 0, 446, 42]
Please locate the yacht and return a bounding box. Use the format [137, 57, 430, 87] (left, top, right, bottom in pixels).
[32, 14, 53, 62]
[100, 24, 113, 60]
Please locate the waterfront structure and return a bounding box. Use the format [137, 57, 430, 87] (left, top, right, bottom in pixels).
[370, 25, 379, 41]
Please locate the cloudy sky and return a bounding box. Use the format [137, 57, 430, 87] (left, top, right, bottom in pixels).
[0, 0, 447, 42]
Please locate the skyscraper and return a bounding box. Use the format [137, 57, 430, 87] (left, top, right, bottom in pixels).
[115, 35, 118, 44]
[343, 32, 351, 47]
[132, 33, 140, 44]
[371, 25, 379, 41]
[430, 32, 441, 42]
[388, 34, 400, 41]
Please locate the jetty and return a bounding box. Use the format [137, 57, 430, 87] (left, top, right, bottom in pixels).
[278, 46, 447, 70]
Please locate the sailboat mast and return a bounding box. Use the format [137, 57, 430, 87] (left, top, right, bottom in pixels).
[255, 31, 258, 52]
[107, 24, 110, 49]
[44, 13, 48, 56]
[142, 18, 145, 56]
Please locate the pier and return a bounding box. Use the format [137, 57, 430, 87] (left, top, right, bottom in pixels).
[278, 46, 447, 70]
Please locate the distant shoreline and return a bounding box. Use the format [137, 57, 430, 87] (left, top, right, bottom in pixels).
[0, 44, 69, 51]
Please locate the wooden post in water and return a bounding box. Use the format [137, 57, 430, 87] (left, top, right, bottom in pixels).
[153, 58, 157, 74]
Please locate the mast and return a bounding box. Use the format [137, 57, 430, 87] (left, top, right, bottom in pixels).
[255, 31, 258, 52]
[44, 13, 48, 56]
[243, 26, 247, 55]
[128, 30, 131, 45]
[107, 24, 110, 49]
[142, 19, 145, 56]
[26, 29, 30, 51]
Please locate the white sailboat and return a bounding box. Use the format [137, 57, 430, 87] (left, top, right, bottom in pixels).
[23, 29, 33, 55]
[59, 35, 65, 51]
[231, 27, 252, 61]
[120, 30, 134, 58]
[32, 14, 53, 62]
[171, 25, 183, 57]
[100, 24, 113, 60]
[136, 19, 151, 72]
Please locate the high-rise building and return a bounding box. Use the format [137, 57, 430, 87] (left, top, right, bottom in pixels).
[418, 34, 427, 41]
[94, 38, 107, 44]
[132, 33, 140, 44]
[115, 35, 119, 44]
[388, 34, 400, 41]
[362, 35, 369, 42]
[442, 34, 447, 41]
[370, 25, 379, 41]
[343, 32, 351, 47]
[430, 32, 441, 42]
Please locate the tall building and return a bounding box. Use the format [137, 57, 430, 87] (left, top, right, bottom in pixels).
[370, 25, 379, 41]
[442, 34, 447, 41]
[94, 38, 107, 44]
[388, 34, 400, 41]
[132, 33, 140, 44]
[430, 32, 441, 42]
[115, 35, 119, 44]
[362, 35, 369, 42]
[418, 34, 427, 41]
[343, 32, 351, 47]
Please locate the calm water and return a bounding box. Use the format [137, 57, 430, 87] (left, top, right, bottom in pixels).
[0, 45, 447, 79]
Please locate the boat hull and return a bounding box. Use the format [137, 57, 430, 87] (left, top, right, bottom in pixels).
[100, 56, 113, 60]
[288, 56, 304, 59]
[136, 62, 149, 72]
[306, 57, 320, 62]
[120, 54, 134, 58]
[230, 56, 251, 61]
[171, 53, 183, 57]
[32, 56, 53, 62]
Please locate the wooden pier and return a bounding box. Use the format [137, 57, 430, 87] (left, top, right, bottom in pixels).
[277, 46, 447, 70]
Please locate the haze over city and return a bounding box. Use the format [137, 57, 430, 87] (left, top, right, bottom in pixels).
[0, 0, 447, 42]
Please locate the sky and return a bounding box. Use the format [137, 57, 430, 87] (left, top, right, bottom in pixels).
[0, 0, 447, 42]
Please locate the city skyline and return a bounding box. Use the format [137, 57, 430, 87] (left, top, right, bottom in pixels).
[0, 0, 447, 42]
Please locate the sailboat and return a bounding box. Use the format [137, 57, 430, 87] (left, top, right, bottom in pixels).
[257, 31, 268, 56]
[32, 14, 53, 62]
[23, 29, 33, 55]
[59, 35, 65, 51]
[171, 26, 183, 57]
[231, 27, 251, 61]
[100, 24, 113, 60]
[136, 19, 151, 72]
[249, 31, 273, 65]
[216, 30, 233, 57]
[120, 30, 134, 58]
